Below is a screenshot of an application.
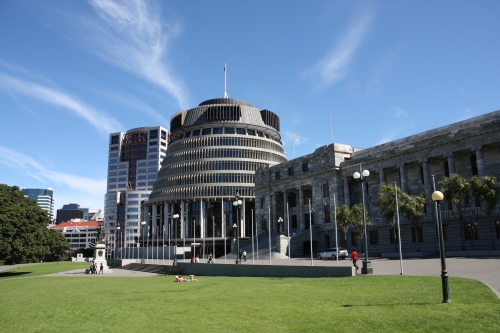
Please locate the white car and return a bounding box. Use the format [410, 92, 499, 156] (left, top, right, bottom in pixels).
[317, 248, 348, 260]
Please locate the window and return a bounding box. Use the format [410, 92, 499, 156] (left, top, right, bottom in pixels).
[323, 184, 329, 198]
[260, 197, 264, 209]
[288, 193, 297, 207]
[224, 128, 235, 134]
[149, 129, 158, 139]
[149, 141, 157, 146]
[389, 229, 399, 244]
[161, 141, 166, 146]
[275, 171, 280, 180]
[369, 230, 379, 245]
[213, 128, 223, 134]
[291, 215, 297, 229]
[127, 201, 139, 205]
[302, 162, 309, 172]
[411, 227, 423, 243]
[247, 129, 256, 136]
[470, 155, 478, 176]
[192, 129, 201, 136]
[148, 154, 158, 159]
[323, 205, 331, 223]
[236, 128, 246, 135]
[444, 161, 450, 177]
[184, 132, 191, 138]
[127, 194, 139, 198]
[288, 167, 294, 177]
[161, 130, 167, 140]
[257, 131, 264, 137]
[495, 221, 500, 239]
[351, 232, 362, 246]
[464, 222, 479, 240]
[111, 135, 119, 144]
[110, 146, 118, 151]
[202, 128, 211, 135]
[148, 148, 157, 152]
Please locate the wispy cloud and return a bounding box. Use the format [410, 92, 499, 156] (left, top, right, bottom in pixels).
[393, 106, 409, 119]
[81, 0, 189, 109]
[302, 11, 373, 92]
[0, 145, 106, 196]
[0, 73, 122, 136]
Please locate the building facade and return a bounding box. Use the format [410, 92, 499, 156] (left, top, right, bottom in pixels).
[56, 203, 84, 225]
[142, 97, 286, 257]
[49, 220, 98, 251]
[254, 109, 500, 256]
[104, 126, 168, 257]
[22, 187, 55, 222]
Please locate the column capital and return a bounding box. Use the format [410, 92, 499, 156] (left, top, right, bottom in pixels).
[471, 145, 482, 152]
[443, 152, 454, 158]
[418, 158, 428, 164]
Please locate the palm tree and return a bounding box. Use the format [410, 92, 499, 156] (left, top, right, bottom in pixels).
[378, 183, 403, 252]
[470, 175, 498, 250]
[400, 193, 427, 252]
[439, 174, 471, 250]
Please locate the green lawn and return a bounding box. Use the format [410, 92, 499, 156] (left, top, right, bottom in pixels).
[0, 261, 89, 279]
[0, 265, 499, 332]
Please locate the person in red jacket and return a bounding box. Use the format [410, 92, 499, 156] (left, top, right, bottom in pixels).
[351, 248, 359, 271]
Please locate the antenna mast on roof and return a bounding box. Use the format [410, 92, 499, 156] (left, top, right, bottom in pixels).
[224, 63, 228, 98]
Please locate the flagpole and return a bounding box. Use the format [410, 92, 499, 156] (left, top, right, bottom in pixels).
[287, 202, 291, 266]
[268, 206, 271, 266]
[251, 209, 254, 265]
[334, 194, 338, 266]
[309, 199, 313, 266]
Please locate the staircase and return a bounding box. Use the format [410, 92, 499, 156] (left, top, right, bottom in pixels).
[117, 263, 165, 273]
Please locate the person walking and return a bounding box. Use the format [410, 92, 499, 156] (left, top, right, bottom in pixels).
[99, 263, 104, 274]
[243, 250, 247, 262]
[351, 248, 359, 272]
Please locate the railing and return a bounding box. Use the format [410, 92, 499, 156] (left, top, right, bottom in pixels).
[464, 207, 482, 215]
[441, 210, 452, 218]
[371, 218, 382, 224]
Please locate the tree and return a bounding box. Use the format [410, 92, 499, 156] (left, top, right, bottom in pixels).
[378, 183, 403, 252]
[350, 203, 371, 248]
[400, 193, 427, 252]
[0, 184, 66, 264]
[336, 204, 353, 248]
[44, 229, 70, 261]
[470, 175, 498, 250]
[439, 174, 471, 250]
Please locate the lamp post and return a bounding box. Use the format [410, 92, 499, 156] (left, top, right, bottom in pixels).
[278, 217, 283, 235]
[140, 221, 146, 263]
[353, 169, 373, 274]
[173, 213, 179, 266]
[116, 226, 121, 259]
[432, 190, 451, 303]
[233, 192, 242, 264]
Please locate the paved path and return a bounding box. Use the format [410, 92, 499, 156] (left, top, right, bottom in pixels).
[2, 258, 499, 297]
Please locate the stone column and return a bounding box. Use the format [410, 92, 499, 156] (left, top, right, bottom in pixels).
[475, 146, 485, 177]
[446, 153, 456, 176]
[283, 189, 288, 234]
[421, 159, 433, 217]
[379, 169, 385, 189]
[343, 177, 350, 207]
[298, 187, 304, 230]
[399, 164, 408, 193]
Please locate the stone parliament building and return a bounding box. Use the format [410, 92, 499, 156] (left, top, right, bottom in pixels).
[254, 109, 500, 257]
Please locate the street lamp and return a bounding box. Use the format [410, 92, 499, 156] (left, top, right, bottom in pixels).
[353, 169, 373, 274]
[173, 213, 179, 266]
[233, 192, 243, 264]
[140, 221, 146, 263]
[278, 217, 283, 235]
[116, 226, 121, 259]
[432, 190, 451, 303]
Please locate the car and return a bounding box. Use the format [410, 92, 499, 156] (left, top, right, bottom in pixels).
[317, 248, 348, 260]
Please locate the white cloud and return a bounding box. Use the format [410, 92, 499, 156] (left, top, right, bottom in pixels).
[302, 11, 373, 92]
[0, 145, 106, 198]
[0, 73, 122, 136]
[82, 0, 189, 109]
[393, 106, 409, 119]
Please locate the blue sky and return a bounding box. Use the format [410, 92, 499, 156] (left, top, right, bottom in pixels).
[1, 0, 499, 212]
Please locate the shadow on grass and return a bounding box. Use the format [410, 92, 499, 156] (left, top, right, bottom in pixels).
[0, 271, 33, 278]
[342, 302, 434, 307]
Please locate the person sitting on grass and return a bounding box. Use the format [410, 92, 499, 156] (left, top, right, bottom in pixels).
[175, 276, 198, 282]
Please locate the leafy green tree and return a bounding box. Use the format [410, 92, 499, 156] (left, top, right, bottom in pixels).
[439, 174, 471, 250]
[44, 229, 70, 261]
[400, 193, 427, 252]
[470, 175, 498, 250]
[336, 204, 353, 248]
[378, 183, 403, 252]
[0, 184, 68, 264]
[351, 203, 371, 248]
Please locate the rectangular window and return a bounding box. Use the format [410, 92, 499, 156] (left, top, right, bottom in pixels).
[369, 230, 379, 245]
[148, 148, 157, 152]
[470, 155, 478, 176]
[288, 193, 297, 207]
[288, 167, 294, 177]
[148, 154, 158, 159]
[411, 227, 424, 243]
[138, 182, 146, 186]
[257, 131, 264, 137]
[147, 174, 156, 179]
[389, 229, 399, 244]
[302, 162, 309, 172]
[127, 201, 139, 205]
[127, 194, 139, 198]
[109, 152, 119, 157]
[224, 128, 235, 134]
[351, 232, 362, 246]
[444, 160, 449, 177]
[275, 171, 280, 180]
[202, 128, 212, 135]
[184, 132, 191, 138]
[236, 128, 246, 135]
[213, 128, 223, 134]
[260, 197, 264, 209]
[148, 167, 157, 172]
[291, 215, 297, 229]
[161, 130, 167, 140]
[247, 129, 256, 136]
[192, 129, 201, 136]
[161, 141, 166, 146]
[464, 222, 479, 240]
[323, 184, 329, 198]
[111, 135, 119, 144]
[149, 129, 158, 139]
[323, 205, 331, 223]
[149, 141, 158, 146]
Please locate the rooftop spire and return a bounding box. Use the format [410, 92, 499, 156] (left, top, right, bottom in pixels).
[224, 63, 228, 98]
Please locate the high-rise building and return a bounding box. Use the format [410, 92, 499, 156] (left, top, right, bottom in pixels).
[79, 207, 89, 220]
[104, 126, 168, 257]
[22, 187, 55, 222]
[56, 203, 84, 225]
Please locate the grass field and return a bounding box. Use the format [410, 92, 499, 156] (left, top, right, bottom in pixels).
[0, 262, 89, 279]
[0, 264, 499, 332]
